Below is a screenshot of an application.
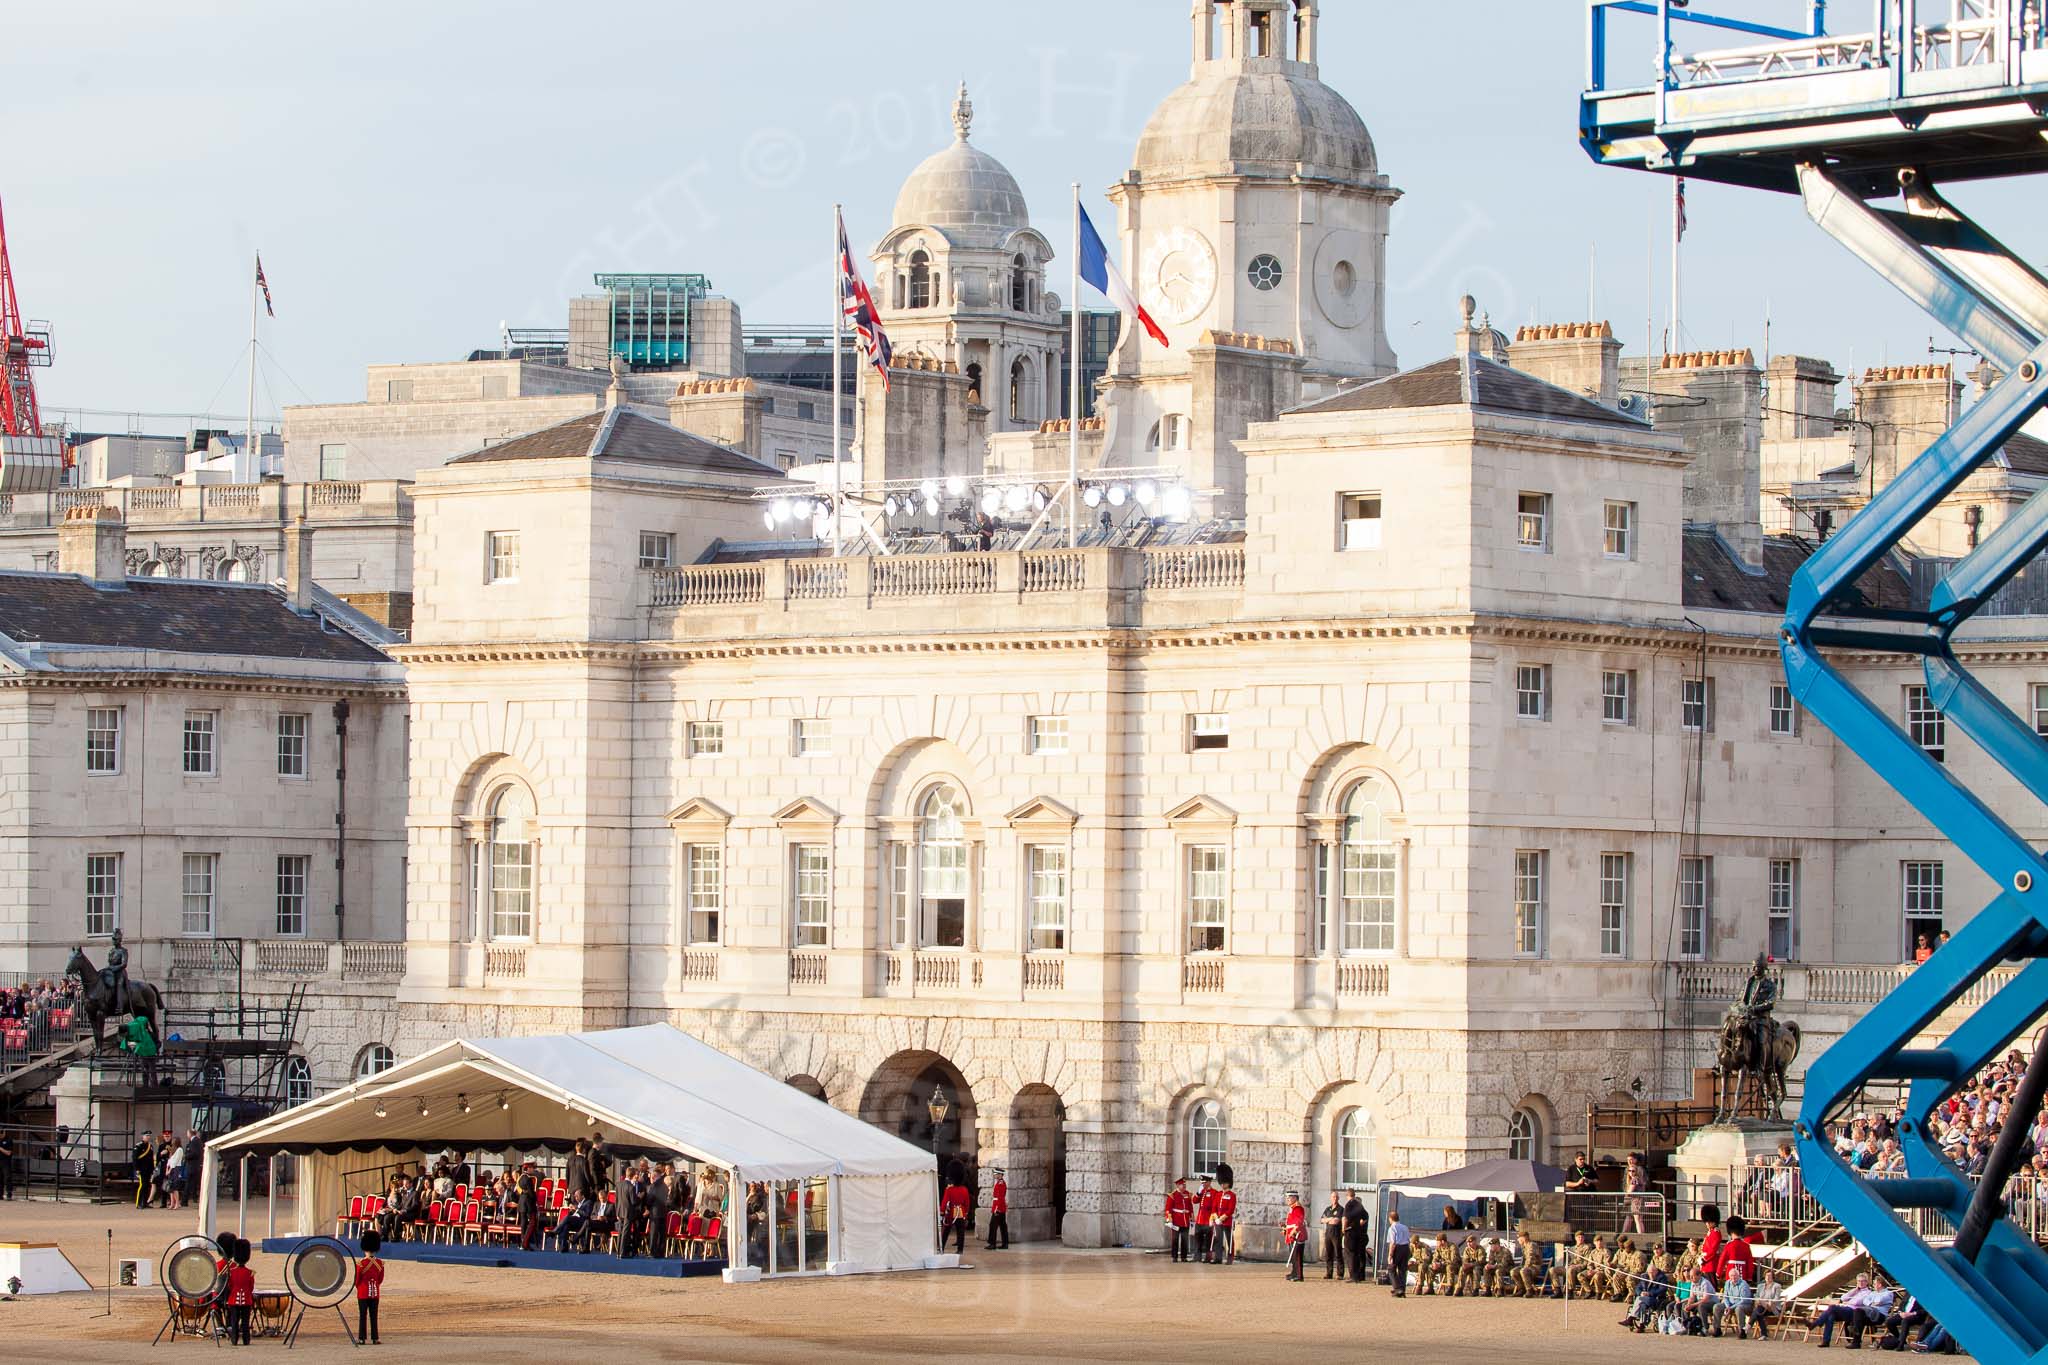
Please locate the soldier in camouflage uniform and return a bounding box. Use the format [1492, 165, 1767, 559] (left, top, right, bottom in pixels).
[1485, 1237, 1515, 1296]
[1513, 1231, 1546, 1297]
[1416, 1238, 1445, 1295]
[1456, 1236, 1486, 1296]
[1674, 1238, 1701, 1285]
[1560, 1231, 1596, 1298]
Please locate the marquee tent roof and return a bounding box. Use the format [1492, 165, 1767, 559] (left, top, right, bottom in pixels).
[1382, 1158, 1565, 1202]
[210, 1023, 934, 1183]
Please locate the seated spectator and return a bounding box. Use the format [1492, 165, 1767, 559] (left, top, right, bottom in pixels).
[1877, 1294, 1929, 1351]
[1620, 1262, 1672, 1332]
[1812, 1271, 1892, 1347]
[550, 1193, 594, 1253]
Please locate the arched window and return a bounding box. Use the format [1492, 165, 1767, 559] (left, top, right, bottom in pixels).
[218, 558, 247, 583]
[918, 785, 969, 949]
[1508, 1106, 1544, 1163]
[1009, 356, 1035, 423]
[909, 251, 932, 309]
[965, 362, 983, 405]
[1339, 779, 1397, 953]
[285, 1055, 314, 1106]
[1189, 1099, 1227, 1179]
[487, 784, 536, 940]
[355, 1044, 395, 1079]
[139, 559, 166, 578]
[1337, 1109, 1377, 1189]
[1011, 254, 1029, 311]
[1147, 415, 1185, 452]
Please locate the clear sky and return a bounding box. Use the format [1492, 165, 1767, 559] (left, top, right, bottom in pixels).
[10, 1, 2043, 428]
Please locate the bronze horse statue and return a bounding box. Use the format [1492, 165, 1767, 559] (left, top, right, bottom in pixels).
[64, 944, 163, 1054]
[1714, 1011, 1802, 1122]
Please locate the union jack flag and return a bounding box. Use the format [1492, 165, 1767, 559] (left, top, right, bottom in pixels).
[836, 209, 892, 391]
[255, 253, 275, 317]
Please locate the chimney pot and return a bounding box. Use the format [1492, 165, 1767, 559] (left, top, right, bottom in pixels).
[57, 505, 128, 587]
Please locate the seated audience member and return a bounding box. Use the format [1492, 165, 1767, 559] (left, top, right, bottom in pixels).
[1878, 1293, 1929, 1351]
[1812, 1271, 1891, 1348]
[1621, 1262, 1672, 1332]
[550, 1192, 594, 1253]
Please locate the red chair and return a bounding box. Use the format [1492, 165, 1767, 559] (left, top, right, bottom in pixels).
[424, 1199, 443, 1239]
[699, 1215, 723, 1260]
[336, 1195, 364, 1239]
[453, 1183, 468, 1203]
[681, 1213, 702, 1257]
[551, 1186, 568, 1211]
[663, 1210, 683, 1258]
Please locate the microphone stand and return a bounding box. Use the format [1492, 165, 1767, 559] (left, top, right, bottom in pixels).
[93, 1227, 112, 1318]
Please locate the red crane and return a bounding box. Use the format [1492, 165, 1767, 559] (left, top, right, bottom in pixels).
[0, 194, 51, 440]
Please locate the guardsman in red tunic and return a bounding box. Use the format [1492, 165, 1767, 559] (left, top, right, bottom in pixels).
[1208, 1181, 1239, 1264]
[1164, 1176, 1194, 1262]
[1281, 1191, 1308, 1281]
[940, 1178, 972, 1255]
[1194, 1177, 1218, 1263]
[984, 1167, 1010, 1250]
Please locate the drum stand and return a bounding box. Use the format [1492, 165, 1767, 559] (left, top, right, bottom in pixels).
[283, 1302, 355, 1350]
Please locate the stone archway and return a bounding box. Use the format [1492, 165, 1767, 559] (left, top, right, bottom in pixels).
[786, 1074, 827, 1102]
[860, 1050, 979, 1190]
[1006, 1084, 1067, 1243]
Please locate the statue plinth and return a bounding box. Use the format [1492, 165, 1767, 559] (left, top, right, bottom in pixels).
[1672, 1120, 1797, 1214]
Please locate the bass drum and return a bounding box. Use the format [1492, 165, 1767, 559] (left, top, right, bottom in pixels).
[161, 1236, 226, 1304]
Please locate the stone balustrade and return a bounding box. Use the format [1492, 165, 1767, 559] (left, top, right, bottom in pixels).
[1022, 956, 1065, 992]
[0, 481, 412, 530]
[166, 937, 407, 984]
[646, 543, 1244, 615]
[1336, 959, 1390, 997]
[680, 949, 719, 984]
[1183, 957, 1227, 994]
[789, 952, 827, 986]
[484, 945, 527, 980]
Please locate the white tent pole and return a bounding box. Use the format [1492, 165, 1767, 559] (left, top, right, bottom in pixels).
[197, 1143, 222, 1236]
[237, 1154, 248, 1237]
[267, 1155, 276, 1240]
[828, 1174, 841, 1271]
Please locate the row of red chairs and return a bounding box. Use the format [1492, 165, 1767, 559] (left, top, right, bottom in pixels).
[334, 1192, 724, 1259]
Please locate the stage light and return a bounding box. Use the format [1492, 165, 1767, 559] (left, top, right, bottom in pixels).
[373, 1101, 386, 1119]
[770, 498, 791, 524]
[945, 476, 966, 497]
[1032, 488, 1048, 512]
[980, 489, 1002, 516]
[417, 1098, 430, 1118]
[1136, 480, 1158, 508]
[457, 1094, 470, 1115]
[497, 1092, 511, 1111]
[1083, 485, 1103, 508]
[923, 495, 939, 516]
[920, 479, 939, 500]
[761, 510, 775, 532]
[1108, 484, 1128, 507]
[884, 495, 899, 517]
[1004, 485, 1028, 512]
[586, 1113, 598, 1127]
[1163, 486, 1193, 519]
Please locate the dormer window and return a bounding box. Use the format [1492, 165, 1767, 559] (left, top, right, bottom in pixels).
[909, 251, 933, 309]
[1011, 254, 1029, 311]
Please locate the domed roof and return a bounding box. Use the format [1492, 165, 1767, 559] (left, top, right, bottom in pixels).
[1131, 68, 1378, 185]
[891, 84, 1031, 245]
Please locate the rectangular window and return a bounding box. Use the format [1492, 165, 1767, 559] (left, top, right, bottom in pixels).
[1905, 684, 1945, 762]
[1681, 676, 1715, 733]
[1904, 860, 1945, 938]
[181, 852, 218, 936]
[1770, 684, 1798, 738]
[1679, 855, 1711, 959]
[86, 707, 122, 775]
[1601, 669, 1635, 725]
[1514, 664, 1549, 721]
[1339, 492, 1383, 551]
[796, 400, 817, 421]
[1027, 845, 1069, 952]
[1769, 858, 1800, 960]
[487, 531, 520, 584]
[385, 379, 414, 403]
[277, 712, 309, 778]
[182, 711, 218, 776]
[275, 854, 309, 936]
[85, 853, 121, 938]
[1598, 852, 1630, 958]
[1186, 844, 1227, 953]
[888, 841, 911, 949]
[1513, 849, 1547, 957]
[1340, 831, 1397, 954]
[1189, 712, 1230, 751]
[1311, 842, 1332, 956]
[685, 844, 722, 945]
[1029, 715, 1070, 755]
[490, 836, 535, 940]
[318, 443, 347, 482]
[637, 531, 676, 569]
[794, 717, 831, 757]
[687, 720, 725, 757]
[793, 844, 830, 947]
[2033, 683, 2048, 738]
[466, 842, 484, 942]
[1603, 500, 1635, 559]
[1516, 492, 1551, 550]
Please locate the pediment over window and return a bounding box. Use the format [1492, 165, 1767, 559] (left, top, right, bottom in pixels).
[1164, 795, 1237, 828]
[666, 797, 732, 833]
[774, 796, 840, 828]
[1006, 796, 1078, 829]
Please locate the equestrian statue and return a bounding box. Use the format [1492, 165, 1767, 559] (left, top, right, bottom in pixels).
[65, 930, 165, 1054]
[1713, 952, 1802, 1122]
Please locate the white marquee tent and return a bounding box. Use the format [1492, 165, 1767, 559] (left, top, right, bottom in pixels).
[196, 1024, 943, 1278]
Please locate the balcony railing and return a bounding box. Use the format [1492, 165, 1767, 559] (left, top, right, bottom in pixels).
[681, 949, 719, 984]
[651, 564, 762, 608]
[0, 480, 411, 531]
[787, 560, 846, 601]
[789, 952, 827, 986]
[1020, 550, 1087, 593]
[166, 938, 406, 984]
[253, 940, 330, 977]
[1143, 544, 1244, 591]
[1336, 959, 1390, 997]
[342, 942, 405, 981]
[1183, 957, 1227, 994]
[484, 946, 527, 980]
[1022, 956, 1065, 992]
[874, 553, 996, 599]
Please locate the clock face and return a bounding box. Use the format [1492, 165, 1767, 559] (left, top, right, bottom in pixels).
[1144, 226, 1218, 326]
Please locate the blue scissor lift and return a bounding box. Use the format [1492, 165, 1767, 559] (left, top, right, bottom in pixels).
[1582, 4, 2048, 1360]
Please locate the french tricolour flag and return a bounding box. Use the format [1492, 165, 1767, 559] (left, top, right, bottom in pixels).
[1078, 204, 1168, 348]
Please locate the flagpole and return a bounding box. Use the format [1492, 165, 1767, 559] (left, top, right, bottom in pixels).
[1671, 179, 1683, 355]
[1069, 184, 1082, 550]
[246, 254, 260, 485]
[831, 206, 843, 557]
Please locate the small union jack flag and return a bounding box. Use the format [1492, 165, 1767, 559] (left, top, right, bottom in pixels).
[1675, 178, 1688, 242]
[255, 253, 275, 318]
[836, 210, 891, 390]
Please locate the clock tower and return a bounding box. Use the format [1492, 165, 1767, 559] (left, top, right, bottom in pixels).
[1098, 1, 1400, 513]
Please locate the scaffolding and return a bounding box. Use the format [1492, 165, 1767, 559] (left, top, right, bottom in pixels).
[1581, 5, 2048, 1361]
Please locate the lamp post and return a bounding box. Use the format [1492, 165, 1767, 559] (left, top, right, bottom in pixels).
[927, 1085, 949, 1128]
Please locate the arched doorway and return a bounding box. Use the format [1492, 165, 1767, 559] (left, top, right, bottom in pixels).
[786, 1074, 827, 1102]
[861, 1050, 978, 1196]
[1008, 1084, 1067, 1242]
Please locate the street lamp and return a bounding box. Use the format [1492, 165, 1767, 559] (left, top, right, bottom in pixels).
[927, 1085, 949, 1126]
